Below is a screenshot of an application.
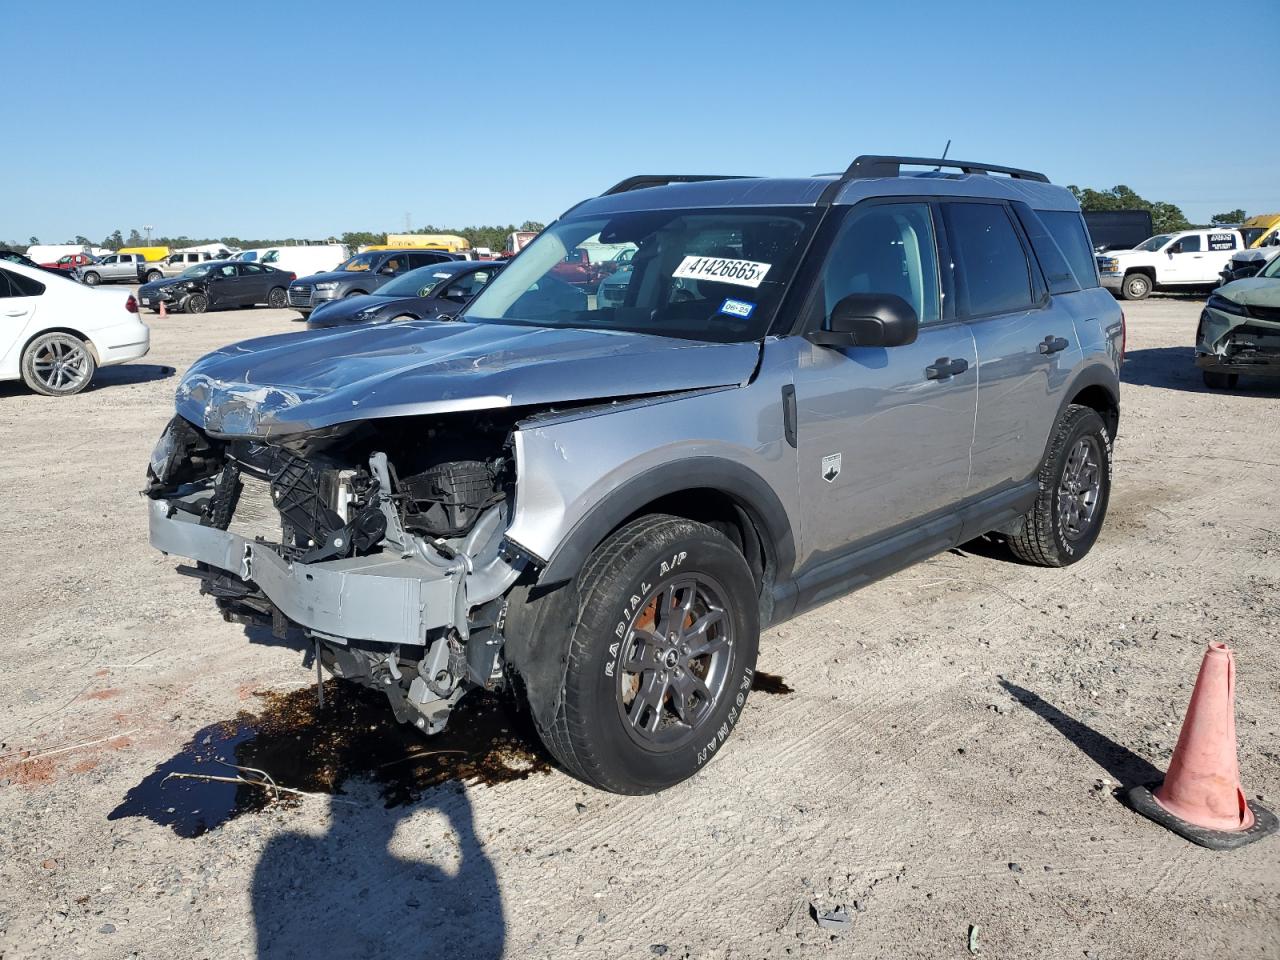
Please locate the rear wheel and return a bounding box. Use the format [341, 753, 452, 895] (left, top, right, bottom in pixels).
[536, 514, 760, 794]
[1007, 405, 1112, 567]
[1121, 272, 1152, 300]
[1202, 370, 1238, 389]
[267, 287, 287, 309]
[184, 293, 209, 314]
[20, 332, 97, 397]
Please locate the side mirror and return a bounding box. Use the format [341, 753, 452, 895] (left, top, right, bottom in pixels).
[806, 293, 919, 349]
[1167, 244, 1180, 256]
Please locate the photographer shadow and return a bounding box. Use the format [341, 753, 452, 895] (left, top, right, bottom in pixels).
[252, 784, 505, 959]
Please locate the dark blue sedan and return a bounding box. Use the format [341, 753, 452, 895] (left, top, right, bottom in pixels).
[305, 260, 506, 329]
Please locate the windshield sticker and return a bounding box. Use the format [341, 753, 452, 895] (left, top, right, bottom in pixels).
[718, 298, 756, 319]
[673, 255, 772, 289]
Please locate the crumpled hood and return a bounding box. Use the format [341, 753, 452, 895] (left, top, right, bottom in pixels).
[175, 320, 759, 437]
[1217, 277, 1280, 308]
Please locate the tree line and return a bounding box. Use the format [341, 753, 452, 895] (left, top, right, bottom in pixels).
[1066, 185, 1251, 234]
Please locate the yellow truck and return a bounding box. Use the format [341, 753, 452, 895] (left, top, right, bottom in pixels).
[1241, 214, 1280, 249]
[119, 246, 171, 262]
[381, 233, 470, 253]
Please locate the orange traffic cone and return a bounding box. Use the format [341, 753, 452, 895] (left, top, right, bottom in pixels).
[1129, 642, 1276, 850]
[158, 299, 167, 318]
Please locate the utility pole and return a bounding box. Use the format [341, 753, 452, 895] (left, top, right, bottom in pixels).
[143, 224, 154, 245]
[404, 211, 411, 233]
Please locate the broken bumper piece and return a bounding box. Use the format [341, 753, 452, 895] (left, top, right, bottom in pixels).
[148, 497, 456, 647]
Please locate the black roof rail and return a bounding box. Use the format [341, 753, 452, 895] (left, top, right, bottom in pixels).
[817, 154, 1049, 204]
[601, 174, 756, 196]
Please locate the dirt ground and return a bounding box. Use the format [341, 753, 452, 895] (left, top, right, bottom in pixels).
[0, 293, 1277, 960]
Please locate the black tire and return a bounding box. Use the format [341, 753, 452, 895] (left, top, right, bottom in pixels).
[1120, 272, 1152, 300]
[345, 290, 366, 298]
[1202, 370, 1238, 389]
[1007, 405, 1112, 567]
[82, 271, 100, 286]
[267, 286, 288, 309]
[184, 293, 209, 314]
[20, 332, 97, 397]
[537, 514, 760, 794]
[145, 270, 163, 283]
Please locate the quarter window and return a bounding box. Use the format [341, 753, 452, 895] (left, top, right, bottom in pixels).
[2, 269, 45, 297]
[822, 202, 941, 324]
[0, 270, 13, 298]
[943, 202, 1034, 316]
[1207, 232, 1236, 251]
[1039, 210, 1099, 289]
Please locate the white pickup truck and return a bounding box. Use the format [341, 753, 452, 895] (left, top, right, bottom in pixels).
[1097, 228, 1245, 300]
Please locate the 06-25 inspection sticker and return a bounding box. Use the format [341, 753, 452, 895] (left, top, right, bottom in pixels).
[672, 255, 772, 289]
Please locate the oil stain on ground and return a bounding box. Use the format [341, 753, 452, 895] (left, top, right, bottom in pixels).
[108, 682, 549, 838]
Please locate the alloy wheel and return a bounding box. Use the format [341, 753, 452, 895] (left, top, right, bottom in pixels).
[31, 335, 92, 393]
[1057, 436, 1102, 541]
[615, 574, 734, 750]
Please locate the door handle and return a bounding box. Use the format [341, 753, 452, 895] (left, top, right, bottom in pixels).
[925, 357, 969, 380]
[4, 309, 26, 317]
[1038, 335, 1069, 355]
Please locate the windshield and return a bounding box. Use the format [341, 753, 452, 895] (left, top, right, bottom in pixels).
[380, 264, 456, 297]
[1261, 255, 1280, 279]
[463, 207, 821, 342]
[179, 265, 213, 279]
[1134, 234, 1173, 252]
[335, 252, 378, 272]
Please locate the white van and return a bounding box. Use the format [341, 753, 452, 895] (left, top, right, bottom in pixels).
[255, 245, 349, 276]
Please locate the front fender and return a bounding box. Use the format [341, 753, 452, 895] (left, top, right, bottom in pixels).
[504, 386, 798, 587]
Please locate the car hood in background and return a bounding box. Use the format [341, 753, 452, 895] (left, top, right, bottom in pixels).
[176, 321, 759, 437]
[292, 270, 366, 286]
[1217, 277, 1280, 308]
[306, 292, 398, 325]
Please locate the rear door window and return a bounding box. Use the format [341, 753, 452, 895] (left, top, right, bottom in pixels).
[1038, 210, 1099, 288]
[1177, 235, 1202, 253]
[942, 202, 1035, 317]
[3, 269, 45, 296]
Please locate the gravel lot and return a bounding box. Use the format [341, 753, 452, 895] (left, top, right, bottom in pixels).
[1, 294, 1277, 960]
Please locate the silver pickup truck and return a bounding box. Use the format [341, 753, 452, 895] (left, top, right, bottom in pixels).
[76, 253, 151, 286]
[77, 250, 231, 285]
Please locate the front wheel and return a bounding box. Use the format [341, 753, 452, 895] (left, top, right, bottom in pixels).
[82, 271, 100, 286]
[184, 292, 209, 314]
[267, 286, 288, 309]
[1007, 405, 1112, 567]
[1202, 370, 1238, 389]
[1121, 272, 1152, 300]
[145, 271, 163, 283]
[537, 514, 760, 794]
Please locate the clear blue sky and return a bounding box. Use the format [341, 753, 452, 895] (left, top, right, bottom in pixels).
[4, 0, 1276, 243]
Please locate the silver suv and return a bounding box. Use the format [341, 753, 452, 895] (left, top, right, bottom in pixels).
[145, 155, 1123, 794]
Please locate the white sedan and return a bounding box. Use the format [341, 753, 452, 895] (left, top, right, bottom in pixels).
[0, 260, 150, 396]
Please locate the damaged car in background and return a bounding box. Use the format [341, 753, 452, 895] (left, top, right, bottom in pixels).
[1197, 250, 1280, 389]
[147, 157, 1123, 794]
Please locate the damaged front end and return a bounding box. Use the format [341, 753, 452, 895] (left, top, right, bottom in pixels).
[145, 412, 527, 734]
[1197, 293, 1280, 377]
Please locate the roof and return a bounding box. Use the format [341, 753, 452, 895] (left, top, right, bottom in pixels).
[569, 165, 1080, 219]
